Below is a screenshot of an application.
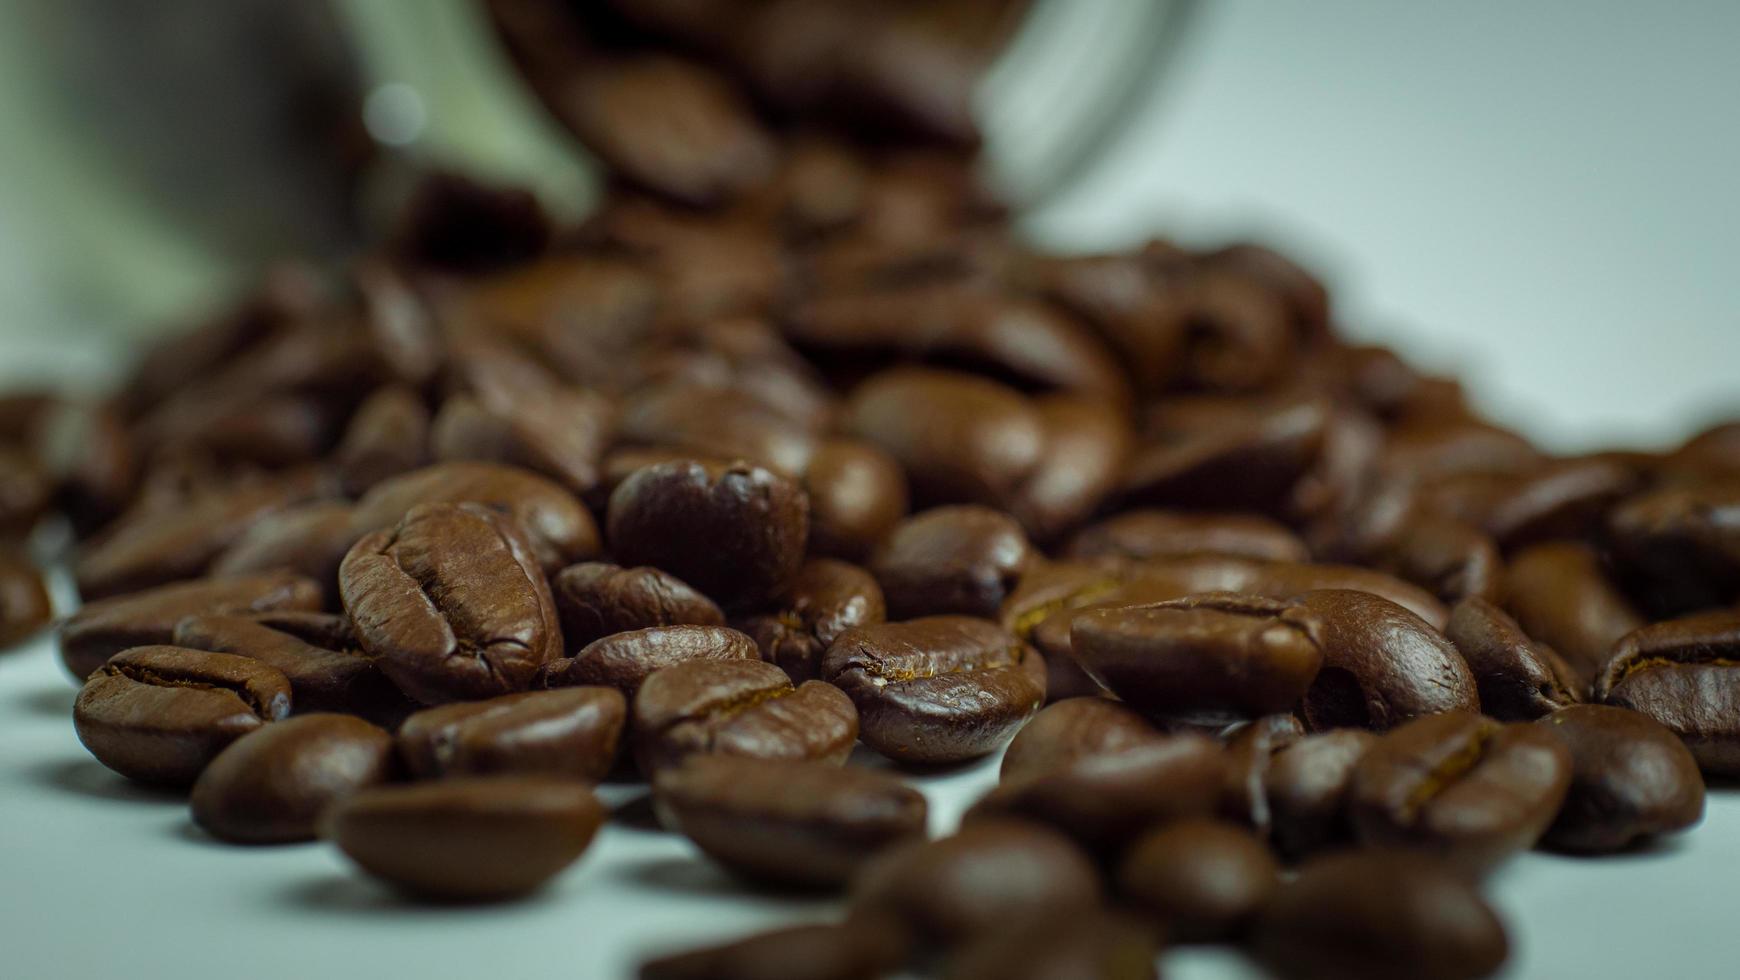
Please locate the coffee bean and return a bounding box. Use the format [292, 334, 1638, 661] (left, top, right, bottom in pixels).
[172, 612, 414, 725]
[1445, 597, 1581, 721]
[552, 562, 725, 652]
[431, 386, 612, 497]
[998, 560, 1128, 701]
[1255, 562, 1448, 629]
[632, 658, 858, 774]
[1606, 481, 1740, 615]
[334, 385, 431, 496]
[1595, 609, 1740, 775]
[1251, 851, 1508, 980]
[1007, 395, 1132, 542]
[639, 921, 908, 980]
[736, 559, 885, 682]
[0, 550, 51, 648]
[1219, 714, 1306, 836]
[1116, 818, 1279, 941]
[1294, 590, 1478, 730]
[801, 438, 909, 561]
[871, 505, 1032, 620]
[652, 755, 927, 888]
[607, 459, 808, 609]
[1536, 704, 1704, 852]
[616, 385, 815, 478]
[1070, 594, 1324, 724]
[190, 714, 395, 843]
[398, 687, 625, 781]
[207, 500, 357, 608]
[340, 502, 562, 705]
[1366, 516, 1501, 606]
[1063, 509, 1309, 564]
[999, 698, 1168, 784]
[323, 776, 605, 901]
[1264, 729, 1378, 860]
[536, 624, 759, 702]
[1501, 541, 1643, 686]
[74, 645, 293, 786]
[351, 461, 600, 573]
[1350, 710, 1571, 875]
[968, 736, 1226, 856]
[1120, 393, 1328, 515]
[943, 911, 1159, 980]
[59, 571, 321, 679]
[849, 821, 1102, 950]
[391, 171, 551, 272]
[822, 616, 1045, 765]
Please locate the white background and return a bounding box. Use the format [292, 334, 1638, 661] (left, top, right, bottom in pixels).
[4, 2, 1740, 978]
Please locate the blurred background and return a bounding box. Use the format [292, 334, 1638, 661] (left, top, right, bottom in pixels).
[0, 0, 1733, 449]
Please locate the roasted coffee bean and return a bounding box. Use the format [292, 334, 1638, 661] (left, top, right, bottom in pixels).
[33, 396, 138, 533]
[800, 438, 909, 561]
[172, 613, 413, 725]
[351, 461, 600, 573]
[552, 562, 725, 652]
[1536, 704, 1704, 852]
[340, 502, 562, 705]
[1007, 395, 1132, 542]
[1252, 561, 1448, 629]
[968, 736, 1226, 855]
[1380, 419, 1541, 482]
[850, 821, 1102, 950]
[998, 560, 1129, 702]
[74, 470, 325, 599]
[943, 911, 1159, 980]
[208, 500, 357, 608]
[1116, 818, 1279, 941]
[1121, 394, 1328, 515]
[190, 713, 395, 843]
[999, 698, 1168, 784]
[1502, 541, 1643, 686]
[1063, 509, 1308, 564]
[59, 572, 321, 679]
[1294, 590, 1478, 731]
[74, 645, 293, 786]
[639, 921, 908, 980]
[323, 776, 605, 901]
[0, 445, 58, 537]
[333, 385, 431, 496]
[1606, 481, 1740, 615]
[1445, 597, 1580, 721]
[398, 687, 626, 781]
[1350, 711, 1571, 875]
[607, 459, 808, 609]
[1071, 594, 1324, 724]
[536, 624, 759, 702]
[632, 658, 858, 774]
[431, 387, 613, 497]
[1220, 713, 1306, 835]
[1264, 729, 1378, 859]
[1366, 516, 1501, 606]
[0, 550, 52, 648]
[1251, 851, 1509, 980]
[844, 367, 1044, 508]
[652, 755, 927, 889]
[1472, 456, 1638, 550]
[871, 505, 1032, 619]
[1595, 610, 1740, 775]
[616, 385, 815, 478]
[822, 616, 1045, 765]
[737, 559, 885, 682]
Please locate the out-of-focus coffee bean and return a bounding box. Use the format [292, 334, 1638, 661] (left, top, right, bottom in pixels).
[190, 713, 395, 844]
[398, 687, 626, 781]
[208, 500, 357, 608]
[1478, 457, 1639, 551]
[1006, 395, 1132, 542]
[390, 171, 552, 272]
[1219, 714, 1306, 836]
[1264, 729, 1378, 860]
[1606, 481, 1740, 615]
[351, 461, 600, 573]
[1502, 541, 1644, 686]
[1294, 590, 1478, 731]
[0, 551, 52, 648]
[1116, 818, 1278, 941]
[1062, 510, 1308, 564]
[871, 505, 1032, 619]
[1366, 516, 1501, 606]
[431, 387, 614, 497]
[616, 385, 814, 477]
[552, 562, 725, 653]
[333, 385, 431, 496]
[631, 658, 858, 774]
[943, 910, 1160, 980]
[638, 920, 908, 980]
[172, 612, 414, 726]
[999, 698, 1168, 784]
[800, 438, 909, 561]
[736, 558, 884, 683]
[74, 645, 292, 786]
[1595, 610, 1740, 775]
[1121, 394, 1328, 515]
[1536, 704, 1705, 852]
[1445, 597, 1581, 721]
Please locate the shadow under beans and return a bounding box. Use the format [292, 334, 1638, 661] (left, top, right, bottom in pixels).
[277, 873, 559, 918]
[620, 855, 821, 907]
[609, 790, 663, 832]
[28, 756, 184, 805]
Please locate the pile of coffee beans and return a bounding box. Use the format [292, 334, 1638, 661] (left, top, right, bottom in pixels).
[0, 1, 1733, 977]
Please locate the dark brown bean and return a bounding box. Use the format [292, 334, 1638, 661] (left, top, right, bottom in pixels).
[397, 687, 626, 781]
[1537, 704, 1705, 853]
[1479, 456, 1638, 550]
[1063, 510, 1308, 564]
[536, 625, 759, 702]
[431, 387, 613, 497]
[943, 911, 1159, 980]
[607, 459, 809, 609]
[1350, 711, 1572, 875]
[74, 645, 293, 786]
[999, 698, 1168, 784]
[351, 461, 600, 573]
[1295, 590, 1478, 731]
[736, 559, 885, 683]
[1606, 481, 1740, 615]
[59, 572, 321, 680]
[208, 500, 357, 608]
[322, 776, 605, 901]
[1116, 818, 1279, 941]
[1120, 394, 1328, 515]
[552, 562, 725, 653]
[1595, 610, 1740, 774]
[333, 385, 431, 496]
[1219, 713, 1306, 836]
[1071, 594, 1324, 724]
[639, 921, 908, 980]
[632, 658, 858, 774]
[1502, 541, 1643, 686]
[190, 714, 395, 843]
[1251, 851, 1509, 980]
[1367, 516, 1501, 606]
[652, 755, 927, 889]
[822, 616, 1045, 765]
[172, 612, 413, 725]
[340, 502, 562, 704]
[871, 505, 1033, 620]
[1445, 597, 1581, 721]
[1264, 730, 1378, 860]
[801, 438, 909, 561]
[0, 550, 52, 648]
[1007, 395, 1132, 542]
